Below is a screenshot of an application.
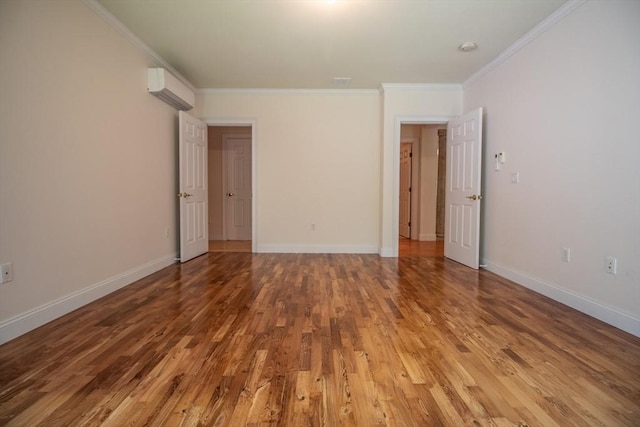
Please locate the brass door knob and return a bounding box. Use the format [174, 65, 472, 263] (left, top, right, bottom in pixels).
[227, 192, 234, 197]
[466, 195, 483, 200]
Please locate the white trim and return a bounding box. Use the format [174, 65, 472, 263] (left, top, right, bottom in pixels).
[379, 247, 394, 257]
[380, 83, 462, 93]
[197, 88, 380, 96]
[419, 234, 437, 241]
[258, 244, 378, 254]
[396, 116, 453, 125]
[81, 0, 196, 92]
[482, 259, 640, 337]
[205, 119, 257, 127]
[0, 254, 177, 344]
[463, 0, 587, 88]
[204, 118, 258, 253]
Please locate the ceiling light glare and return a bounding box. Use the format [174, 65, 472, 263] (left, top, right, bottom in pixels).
[458, 42, 478, 52]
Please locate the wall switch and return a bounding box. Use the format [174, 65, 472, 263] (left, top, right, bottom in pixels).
[1, 263, 13, 284]
[499, 152, 506, 164]
[606, 256, 617, 274]
[562, 248, 571, 262]
[311, 223, 316, 231]
[511, 172, 520, 183]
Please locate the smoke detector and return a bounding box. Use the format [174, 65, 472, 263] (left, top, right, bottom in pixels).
[332, 77, 352, 86]
[458, 42, 478, 52]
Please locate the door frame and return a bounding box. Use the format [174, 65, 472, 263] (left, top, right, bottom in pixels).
[205, 118, 257, 253]
[390, 116, 455, 257]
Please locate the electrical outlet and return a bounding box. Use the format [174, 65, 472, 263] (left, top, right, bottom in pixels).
[606, 256, 617, 275]
[1, 263, 13, 284]
[562, 248, 571, 262]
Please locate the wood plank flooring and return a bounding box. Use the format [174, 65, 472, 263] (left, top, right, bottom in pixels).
[1, 252, 639, 426]
[398, 238, 444, 258]
[209, 240, 252, 253]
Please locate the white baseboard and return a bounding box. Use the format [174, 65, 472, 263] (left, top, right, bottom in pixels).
[419, 234, 437, 241]
[379, 247, 395, 257]
[482, 259, 640, 337]
[0, 254, 177, 344]
[257, 244, 378, 254]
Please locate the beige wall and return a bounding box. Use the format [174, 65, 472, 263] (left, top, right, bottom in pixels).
[0, 0, 179, 342]
[207, 126, 251, 240]
[464, 0, 640, 335]
[198, 90, 381, 252]
[199, 87, 461, 255]
[400, 124, 421, 139]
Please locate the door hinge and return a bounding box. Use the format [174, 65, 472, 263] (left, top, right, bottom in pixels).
[409, 187, 412, 192]
[409, 152, 413, 158]
[408, 221, 411, 227]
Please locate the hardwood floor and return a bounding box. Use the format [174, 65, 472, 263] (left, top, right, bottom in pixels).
[1, 252, 638, 426]
[398, 237, 444, 258]
[208, 238, 441, 257]
[209, 240, 252, 253]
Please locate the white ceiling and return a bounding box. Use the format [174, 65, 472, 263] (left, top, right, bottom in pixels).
[96, 0, 568, 89]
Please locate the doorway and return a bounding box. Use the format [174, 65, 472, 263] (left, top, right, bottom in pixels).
[397, 123, 447, 257]
[207, 125, 253, 252]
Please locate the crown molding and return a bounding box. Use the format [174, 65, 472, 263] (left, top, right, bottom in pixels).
[463, 0, 587, 88]
[197, 88, 380, 96]
[81, 0, 196, 92]
[379, 83, 462, 93]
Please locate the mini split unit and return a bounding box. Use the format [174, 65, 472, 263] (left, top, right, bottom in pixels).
[147, 68, 195, 111]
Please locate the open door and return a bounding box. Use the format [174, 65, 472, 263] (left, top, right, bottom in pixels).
[179, 111, 208, 262]
[399, 142, 412, 239]
[444, 107, 483, 269]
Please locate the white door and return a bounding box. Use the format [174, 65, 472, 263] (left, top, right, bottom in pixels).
[223, 135, 252, 240]
[444, 107, 483, 269]
[179, 111, 208, 262]
[399, 142, 412, 238]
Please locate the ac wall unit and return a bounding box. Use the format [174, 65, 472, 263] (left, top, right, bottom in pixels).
[147, 68, 195, 111]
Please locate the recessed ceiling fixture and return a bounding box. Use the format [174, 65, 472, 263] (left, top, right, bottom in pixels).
[332, 77, 352, 86]
[458, 42, 478, 52]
